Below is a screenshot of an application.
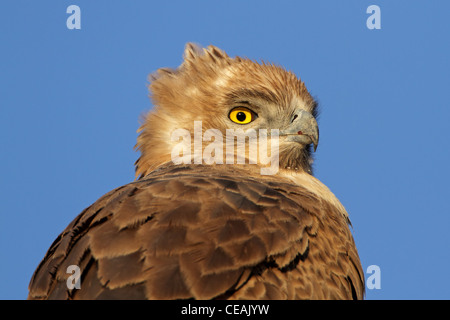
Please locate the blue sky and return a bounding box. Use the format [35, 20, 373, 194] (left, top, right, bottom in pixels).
[1, 1, 449, 300]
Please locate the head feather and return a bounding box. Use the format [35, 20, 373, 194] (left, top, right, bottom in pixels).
[135, 43, 317, 178]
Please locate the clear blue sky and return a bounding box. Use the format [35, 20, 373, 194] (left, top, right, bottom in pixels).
[1, 1, 449, 300]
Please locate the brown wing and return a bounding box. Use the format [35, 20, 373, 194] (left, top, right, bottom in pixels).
[28, 165, 364, 300]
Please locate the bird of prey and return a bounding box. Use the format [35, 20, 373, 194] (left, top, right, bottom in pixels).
[28, 43, 364, 300]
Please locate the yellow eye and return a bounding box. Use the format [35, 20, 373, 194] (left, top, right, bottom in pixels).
[229, 107, 257, 124]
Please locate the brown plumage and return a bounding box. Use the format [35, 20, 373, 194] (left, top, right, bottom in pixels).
[28, 43, 364, 300]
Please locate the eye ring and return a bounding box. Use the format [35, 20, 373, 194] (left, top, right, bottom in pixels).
[229, 107, 257, 125]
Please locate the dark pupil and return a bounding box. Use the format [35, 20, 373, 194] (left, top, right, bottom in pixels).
[236, 112, 247, 122]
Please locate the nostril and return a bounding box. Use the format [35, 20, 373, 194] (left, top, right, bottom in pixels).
[292, 114, 298, 123]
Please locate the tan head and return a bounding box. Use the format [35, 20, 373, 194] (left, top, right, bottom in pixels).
[135, 43, 319, 179]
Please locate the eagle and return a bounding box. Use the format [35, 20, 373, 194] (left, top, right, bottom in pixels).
[28, 43, 364, 300]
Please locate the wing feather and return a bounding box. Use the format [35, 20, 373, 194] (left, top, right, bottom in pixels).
[28, 164, 364, 300]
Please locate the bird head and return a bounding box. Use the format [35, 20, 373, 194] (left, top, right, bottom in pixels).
[135, 43, 319, 179]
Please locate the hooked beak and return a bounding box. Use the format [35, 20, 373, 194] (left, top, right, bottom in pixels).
[280, 109, 319, 151]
